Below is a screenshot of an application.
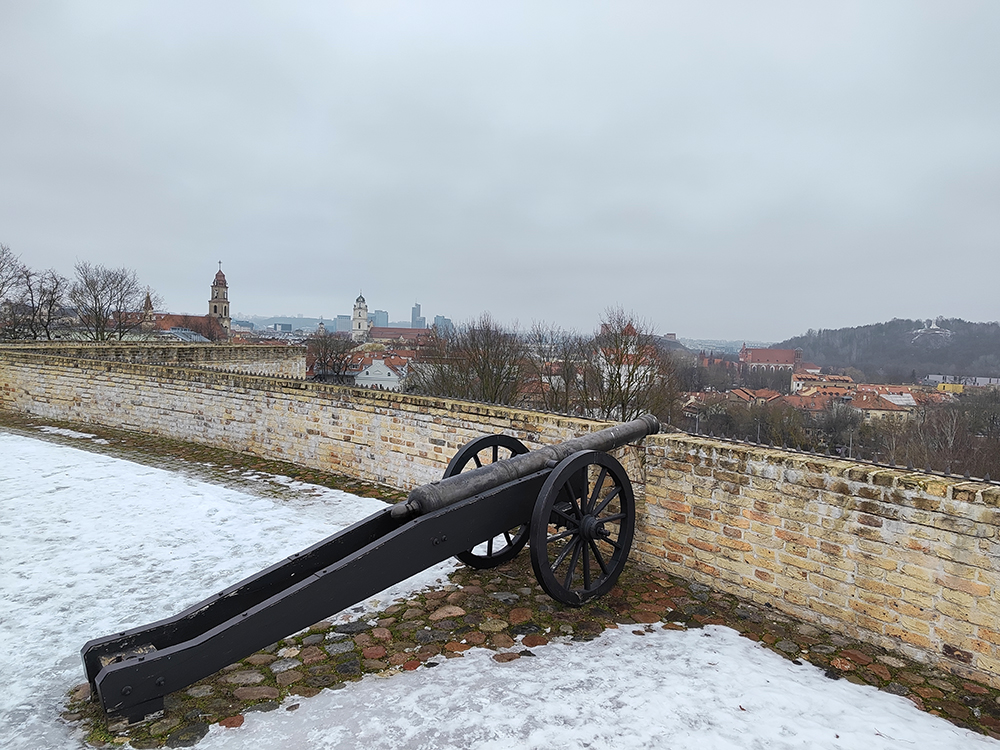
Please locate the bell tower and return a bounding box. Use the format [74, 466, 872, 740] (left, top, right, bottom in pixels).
[352, 293, 369, 342]
[209, 262, 231, 338]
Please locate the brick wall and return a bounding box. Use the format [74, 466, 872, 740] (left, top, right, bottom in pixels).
[1, 347, 997, 686]
[637, 434, 1000, 687]
[0, 348, 613, 490]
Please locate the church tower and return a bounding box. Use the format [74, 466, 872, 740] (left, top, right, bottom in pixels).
[209, 262, 231, 338]
[141, 291, 155, 334]
[351, 293, 369, 342]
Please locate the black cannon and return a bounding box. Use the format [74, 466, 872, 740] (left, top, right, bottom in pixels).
[82, 414, 659, 720]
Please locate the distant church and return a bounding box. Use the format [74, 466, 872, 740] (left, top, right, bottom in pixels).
[351, 293, 370, 342]
[209, 263, 231, 337]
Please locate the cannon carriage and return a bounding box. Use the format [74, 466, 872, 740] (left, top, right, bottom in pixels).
[82, 414, 659, 720]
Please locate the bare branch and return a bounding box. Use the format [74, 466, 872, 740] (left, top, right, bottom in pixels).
[69, 263, 155, 341]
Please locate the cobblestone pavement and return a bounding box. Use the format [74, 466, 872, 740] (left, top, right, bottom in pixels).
[2, 410, 996, 746]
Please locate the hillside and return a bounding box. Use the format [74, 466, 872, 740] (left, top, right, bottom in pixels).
[776, 318, 1000, 381]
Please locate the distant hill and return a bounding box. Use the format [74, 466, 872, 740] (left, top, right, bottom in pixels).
[658, 336, 691, 353]
[776, 318, 1000, 381]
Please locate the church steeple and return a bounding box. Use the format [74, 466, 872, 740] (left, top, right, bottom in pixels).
[351, 291, 369, 342]
[209, 262, 231, 338]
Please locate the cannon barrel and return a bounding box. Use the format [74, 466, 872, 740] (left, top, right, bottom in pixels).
[390, 413, 659, 520]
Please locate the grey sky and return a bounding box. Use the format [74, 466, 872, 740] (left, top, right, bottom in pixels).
[1, 1, 998, 341]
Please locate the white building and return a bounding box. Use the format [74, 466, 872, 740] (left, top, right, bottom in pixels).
[351, 294, 371, 342]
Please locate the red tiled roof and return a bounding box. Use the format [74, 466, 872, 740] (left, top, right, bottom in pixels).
[368, 328, 433, 347]
[729, 388, 781, 403]
[740, 347, 798, 365]
[346, 352, 411, 377]
[849, 391, 909, 412]
[856, 384, 912, 395]
[798, 385, 853, 397]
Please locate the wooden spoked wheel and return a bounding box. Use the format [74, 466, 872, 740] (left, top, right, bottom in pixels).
[445, 434, 531, 569]
[530, 450, 635, 606]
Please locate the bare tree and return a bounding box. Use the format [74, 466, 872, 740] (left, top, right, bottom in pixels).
[16, 266, 69, 340]
[0, 247, 69, 341]
[69, 262, 114, 341]
[819, 401, 864, 453]
[588, 306, 679, 422]
[69, 262, 155, 341]
[307, 331, 357, 382]
[107, 266, 151, 340]
[0, 244, 24, 338]
[405, 327, 466, 397]
[461, 313, 528, 404]
[526, 321, 588, 413]
[0, 244, 21, 303]
[407, 313, 528, 405]
[926, 405, 968, 471]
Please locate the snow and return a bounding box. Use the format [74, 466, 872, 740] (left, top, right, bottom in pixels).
[1, 430, 993, 750]
[0, 432, 456, 750]
[34, 426, 110, 444]
[204, 627, 989, 750]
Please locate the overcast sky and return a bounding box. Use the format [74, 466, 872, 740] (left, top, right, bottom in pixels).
[1, 2, 998, 341]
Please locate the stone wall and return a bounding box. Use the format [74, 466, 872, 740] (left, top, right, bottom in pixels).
[637, 434, 1000, 687]
[0, 342, 305, 378]
[1, 346, 997, 687]
[0, 348, 622, 491]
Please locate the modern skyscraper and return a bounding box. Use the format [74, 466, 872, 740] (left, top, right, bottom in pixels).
[411, 302, 426, 329]
[433, 315, 454, 335]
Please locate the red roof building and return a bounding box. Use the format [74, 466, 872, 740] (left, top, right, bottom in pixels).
[367, 327, 434, 348]
[849, 390, 912, 422]
[739, 345, 802, 372]
[791, 372, 855, 393]
[728, 388, 782, 405]
[776, 393, 838, 414]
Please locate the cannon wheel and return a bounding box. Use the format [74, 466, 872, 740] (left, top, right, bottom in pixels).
[445, 434, 531, 569]
[530, 450, 635, 606]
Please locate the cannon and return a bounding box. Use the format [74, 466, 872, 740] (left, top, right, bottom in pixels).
[81, 414, 659, 720]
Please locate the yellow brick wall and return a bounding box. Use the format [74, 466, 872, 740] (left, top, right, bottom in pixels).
[0, 349, 618, 490]
[1, 348, 997, 686]
[636, 434, 1000, 687]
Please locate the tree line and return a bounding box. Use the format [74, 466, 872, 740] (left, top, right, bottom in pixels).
[405, 307, 682, 424]
[0, 244, 159, 341]
[688, 390, 1000, 480]
[778, 317, 1000, 382]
